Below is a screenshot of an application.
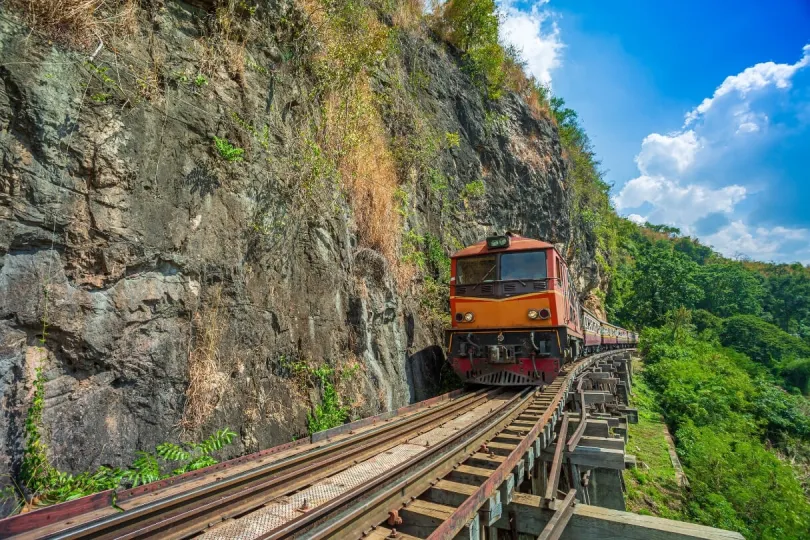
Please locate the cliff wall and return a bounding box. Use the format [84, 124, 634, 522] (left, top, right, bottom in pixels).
[0, 0, 603, 511]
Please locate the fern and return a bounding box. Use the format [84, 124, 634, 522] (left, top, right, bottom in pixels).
[213, 136, 244, 162]
[156, 443, 191, 462]
[194, 428, 237, 455]
[123, 452, 162, 487]
[19, 370, 237, 506]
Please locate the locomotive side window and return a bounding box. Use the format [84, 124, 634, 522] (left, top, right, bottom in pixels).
[456, 255, 497, 285]
[500, 250, 547, 281]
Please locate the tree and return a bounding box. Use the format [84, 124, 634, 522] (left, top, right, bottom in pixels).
[442, 0, 499, 53]
[622, 242, 704, 327]
[698, 261, 764, 318]
[719, 315, 810, 370]
[761, 263, 810, 335]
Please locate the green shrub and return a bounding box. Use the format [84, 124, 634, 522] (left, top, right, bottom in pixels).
[307, 368, 349, 434]
[461, 179, 485, 199]
[19, 369, 237, 507]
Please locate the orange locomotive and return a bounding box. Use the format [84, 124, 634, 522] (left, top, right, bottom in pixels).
[446, 233, 636, 386]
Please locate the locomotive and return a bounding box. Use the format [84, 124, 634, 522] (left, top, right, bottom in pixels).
[446, 233, 637, 386]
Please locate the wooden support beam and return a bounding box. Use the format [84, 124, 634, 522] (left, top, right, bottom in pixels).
[579, 436, 625, 451]
[449, 464, 493, 485]
[538, 489, 577, 540]
[366, 526, 421, 540]
[495, 492, 744, 539]
[618, 406, 639, 424]
[544, 413, 569, 501]
[488, 441, 519, 456]
[398, 499, 455, 537]
[565, 419, 610, 438]
[542, 446, 626, 470]
[424, 479, 475, 506]
[465, 452, 505, 470]
[398, 501, 481, 540]
[583, 391, 614, 405]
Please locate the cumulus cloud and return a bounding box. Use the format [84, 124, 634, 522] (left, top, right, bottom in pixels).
[627, 214, 647, 225]
[685, 44, 810, 126]
[704, 221, 810, 264]
[498, 0, 564, 85]
[635, 131, 701, 176]
[614, 175, 746, 226]
[615, 43, 810, 263]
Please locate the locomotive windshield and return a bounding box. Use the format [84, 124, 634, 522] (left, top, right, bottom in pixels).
[456, 250, 548, 284]
[456, 255, 497, 285]
[501, 250, 547, 281]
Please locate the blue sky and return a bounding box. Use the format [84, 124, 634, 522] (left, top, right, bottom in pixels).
[498, 0, 810, 263]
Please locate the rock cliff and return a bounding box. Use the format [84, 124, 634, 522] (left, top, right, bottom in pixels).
[0, 0, 604, 513]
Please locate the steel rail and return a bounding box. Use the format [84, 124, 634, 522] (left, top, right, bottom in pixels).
[426, 350, 629, 539]
[297, 386, 541, 539]
[258, 389, 531, 539]
[28, 388, 495, 540]
[293, 352, 613, 539]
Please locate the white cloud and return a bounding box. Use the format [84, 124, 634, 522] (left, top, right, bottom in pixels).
[627, 214, 647, 225]
[685, 44, 810, 126]
[499, 1, 564, 85]
[704, 221, 810, 263]
[614, 175, 746, 226]
[635, 130, 701, 176]
[615, 43, 810, 263]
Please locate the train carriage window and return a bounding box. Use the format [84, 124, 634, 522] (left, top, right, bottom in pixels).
[501, 250, 547, 281]
[456, 255, 497, 285]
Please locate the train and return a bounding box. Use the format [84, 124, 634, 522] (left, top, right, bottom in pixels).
[446, 233, 637, 386]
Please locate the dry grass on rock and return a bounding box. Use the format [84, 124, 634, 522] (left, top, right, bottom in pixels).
[8, 0, 138, 47]
[181, 288, 229, 435]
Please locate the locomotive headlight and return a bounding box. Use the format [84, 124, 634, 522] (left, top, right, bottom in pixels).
[538, 308, 551, 320]
[527, 309, 539, 320]
[463, 312, 474, 322]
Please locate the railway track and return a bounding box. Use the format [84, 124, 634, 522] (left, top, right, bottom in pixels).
[1, 350, 632, 540]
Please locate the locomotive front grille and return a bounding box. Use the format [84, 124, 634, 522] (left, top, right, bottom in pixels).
[469, 370, 543, 386]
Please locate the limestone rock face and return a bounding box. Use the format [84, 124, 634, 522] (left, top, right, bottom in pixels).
[0, 2, 604, 510]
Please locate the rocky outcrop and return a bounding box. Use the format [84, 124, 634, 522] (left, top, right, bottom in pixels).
[0, 1, 604, 511]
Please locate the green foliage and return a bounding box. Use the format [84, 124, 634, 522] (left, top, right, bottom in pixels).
[461, 179, 485, 200]
[616, 241, 703, 328]
[760, 263, 810, 338]
[444, 131, 461, 148]
[606, 221, 810, 345]
[782, 358, 810, 395]
[213, 136, 245, 162]
[690, 309, 723, 337]
[624, 361, 686, 519]
[640, 323, 810, 537]
[720, 315, 810, 370]
[697, 262, 764, 317]
[546, 93, 618, 280]
[307, 368, 349, 435]
[194, 74, 208, 87]
[91, 92, 111, 103]
[19, 370, 237, 507]
[439, 0, 506, 99]
[20, 368, 50, 495]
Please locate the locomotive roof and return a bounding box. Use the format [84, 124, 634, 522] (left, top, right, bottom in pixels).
[451, 235, 556, 258]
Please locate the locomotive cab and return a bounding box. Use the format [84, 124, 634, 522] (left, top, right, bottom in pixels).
[446, 234, 585, 386]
